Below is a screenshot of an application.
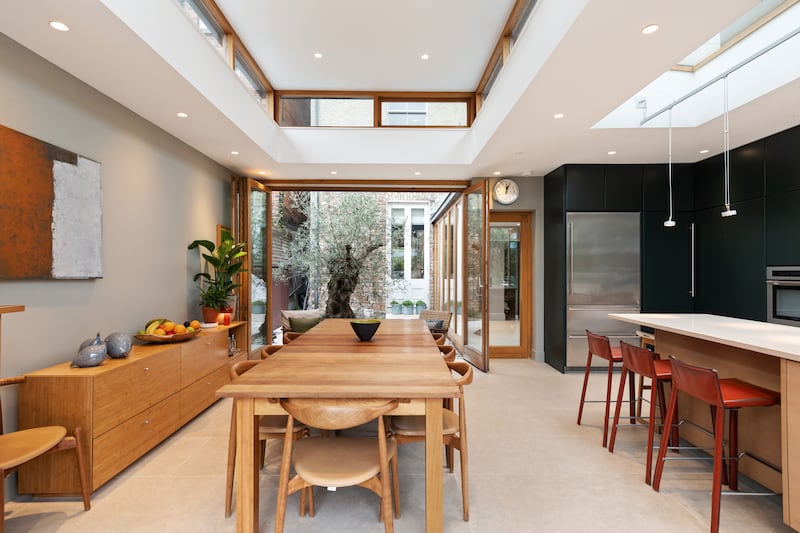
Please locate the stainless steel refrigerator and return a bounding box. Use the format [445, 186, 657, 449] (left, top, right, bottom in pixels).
[566, 212, 641, 368]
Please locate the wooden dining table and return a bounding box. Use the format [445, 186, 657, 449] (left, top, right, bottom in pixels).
[217, 318, 460, 532]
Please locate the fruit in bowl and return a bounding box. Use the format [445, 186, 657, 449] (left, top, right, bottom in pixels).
[350, 319, 381, 341]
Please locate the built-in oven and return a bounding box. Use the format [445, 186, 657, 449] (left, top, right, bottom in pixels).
[766, 266, 800, 326]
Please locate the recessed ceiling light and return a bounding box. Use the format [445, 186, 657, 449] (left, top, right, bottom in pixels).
[420, 54, 429, 60]
[176, 112, 188, 118]
[49, 21, 70, 32]
[258, 171, 266, 175]
[414, 171, 421, 176]
[607, 150, 617, 155]
[493, 171, 501, 176]
[699, 149, 709, 154]
[330, 170, 337, 175]
[553, 113, 564, 119]
[313, 52, 323, 59]
[231, 151, 239, 155]
[641, 24, 659, 35]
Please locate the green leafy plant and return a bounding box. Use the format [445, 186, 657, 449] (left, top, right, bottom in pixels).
[390, 300, 399, 306]
[402, 300, 414, 307]
[188, 238, 248, 310]
[415, 300, 426, 307]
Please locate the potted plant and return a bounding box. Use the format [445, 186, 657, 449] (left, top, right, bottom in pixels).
[252, 299, 266, 314]
[402, 299, 414, 315]
[415, 300, 427, 314]
[390, 300, 402, 314]
[188, 237, 247, 324]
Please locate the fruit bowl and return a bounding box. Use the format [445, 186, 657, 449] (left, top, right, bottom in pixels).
[135, 329, 200, 343]
[350, 319, 381, 341]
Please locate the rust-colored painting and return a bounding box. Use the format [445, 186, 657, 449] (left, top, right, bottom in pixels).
[0, 124, 102, 279]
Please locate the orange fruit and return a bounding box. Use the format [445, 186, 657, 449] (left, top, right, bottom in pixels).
[190, 320, 201, 330]
[174, 324, 187, 334]
[161, 321, 175, 333]
[154, 328, 166, 336]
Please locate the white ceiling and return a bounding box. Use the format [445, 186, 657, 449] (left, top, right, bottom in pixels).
[1, 0, 799, 182]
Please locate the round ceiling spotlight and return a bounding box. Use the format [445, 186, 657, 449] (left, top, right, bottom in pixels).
[49, 21, 70, 32]
[641, 24, 659, 35]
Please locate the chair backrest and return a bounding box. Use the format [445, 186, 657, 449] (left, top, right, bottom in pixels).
[619, 340, 659, 380]
[261, 344, 283, 358]
[447, 361, 473, 388]
[669, 356, 724, 408]
[283, 331, 303, 344]
[432, 333, 446, 345]
[438, 345, 456, 362]
[279, 398, 398, 431]
[230, 360, 260, 380]
[586, 330, 613, 361]
[0, 376, 25, 434]
[280, 309, 323, 332]
[419, 310, 452, 333]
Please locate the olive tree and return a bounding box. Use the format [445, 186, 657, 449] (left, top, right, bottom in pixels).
[274, 192, 387, 318]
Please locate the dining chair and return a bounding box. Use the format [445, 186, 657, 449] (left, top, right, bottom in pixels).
[224, 360, 308, 517]
[283, 331, 303, 344]
[431, 333, 446, 346]
[419, 310, 452, 337]
[261, 344, 284, 358]
[275, 398, 399, 533]
[391, 360, 472, 521]
[1, 376, 91, 531]
[438, 344, 456, 362]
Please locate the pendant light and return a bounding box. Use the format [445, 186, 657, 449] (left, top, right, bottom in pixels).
[721, 75, 737, 218]
[663, 107, 676, 228]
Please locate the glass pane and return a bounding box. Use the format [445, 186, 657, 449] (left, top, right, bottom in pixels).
[410, 208, 424, 279]
[452, 204, 462, 335]
[489, 223, 521, 347]
[178, 0, 224, 51]
[280, 97, 373, 127]
[391, 208, 405, 280]
[250, 188, 268, 351]
[465, 192, 483, 351]
[381, 101, 467, 126]
[235, 55, 267, 103]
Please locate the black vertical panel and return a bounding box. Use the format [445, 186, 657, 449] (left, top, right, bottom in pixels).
[694, 207, 726, 315]
[766, 190, 800, 266]
[565, 165, 604, 211]
[641, 211, 694, 312]
[544, 167, 566, 372]
[695, 154, 724, 210]
[723, 198, 765, 321]
[730, 141, 765, 203]
[765, 124, 800, 195]
[605, 165, 642, 210]
[643, 163, 694, 213]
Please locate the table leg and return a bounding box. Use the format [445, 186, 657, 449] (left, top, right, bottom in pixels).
[425, 397, 444, 532]
[236, 398, 259, 532]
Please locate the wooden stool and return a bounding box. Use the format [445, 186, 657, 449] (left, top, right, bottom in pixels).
[652, 357, 780, 533]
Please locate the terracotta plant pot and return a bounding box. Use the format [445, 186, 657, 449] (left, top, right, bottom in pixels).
[202, 306, 220, 324]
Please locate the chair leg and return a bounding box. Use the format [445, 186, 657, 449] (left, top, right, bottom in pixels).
[608, 366, 629, 453]
[391, 453, 400, 518]
[577, 352, 594, 425]
[275, 417, 295, 533]
[602, 358, 614, 447]
[225, 403, 237, 517]
[1, 468, 5, 533]
[72, 427, 91, 511]
[652, 387, 679, 491]
[645, 381, 659, 485]
[729, 409, 740, 491]
[628, 370, 636, 425]
[710, 406, 725, 533]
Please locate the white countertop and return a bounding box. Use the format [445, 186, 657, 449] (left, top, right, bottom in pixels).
[609, 313, 800, 363]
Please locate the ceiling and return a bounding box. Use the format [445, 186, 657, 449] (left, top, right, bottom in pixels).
[1, 0, 799, 182]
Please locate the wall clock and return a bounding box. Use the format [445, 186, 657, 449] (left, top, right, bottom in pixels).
[493, 178, 519, 205]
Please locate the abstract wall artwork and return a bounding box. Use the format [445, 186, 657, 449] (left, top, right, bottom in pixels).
[0, 124, 102, 279]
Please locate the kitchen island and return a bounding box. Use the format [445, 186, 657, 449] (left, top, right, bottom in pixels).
[610, 313, 800, 530]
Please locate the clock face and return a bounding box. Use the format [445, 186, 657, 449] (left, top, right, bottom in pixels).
[494, 178, 519, 205]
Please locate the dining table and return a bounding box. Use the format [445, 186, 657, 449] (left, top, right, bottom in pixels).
[217, 317, 460, 532]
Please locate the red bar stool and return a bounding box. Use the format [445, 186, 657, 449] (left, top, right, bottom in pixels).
[652, 357, 780, 533]
[608, 341, 678, 484]
[577, 330, 635, 447]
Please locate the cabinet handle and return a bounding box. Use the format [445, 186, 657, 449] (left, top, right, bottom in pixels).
[690, 222, 696, 298]
[144, 367, 150, 371]
[568, 221, 574, 295]
[143, 420, 150, 425]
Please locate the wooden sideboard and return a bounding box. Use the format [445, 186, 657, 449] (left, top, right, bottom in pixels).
[17, 323, 245, 495]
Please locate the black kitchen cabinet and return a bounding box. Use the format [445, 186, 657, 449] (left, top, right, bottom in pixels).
[642, 163, 694, 212]
[694, 155, 724, 211]
[544, 167, 567, 371]
[565, 165, 604, 211]
[641, 211, 694, 313]
[605, 165, 642, 211]
[694, 199, 765, 321]
[766, 189, 800, 266]
[730, 140, 765, 203]
[766, 124, 800, 195]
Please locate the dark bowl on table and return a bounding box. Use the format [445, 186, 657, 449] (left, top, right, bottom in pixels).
[350, 319, 381, 341]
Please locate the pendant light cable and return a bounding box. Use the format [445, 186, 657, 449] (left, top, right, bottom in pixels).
[721, 76, 737, 217]
[664, 107, 675, 227]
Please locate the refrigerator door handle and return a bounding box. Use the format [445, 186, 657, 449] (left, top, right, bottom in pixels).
[690, 222, 696, 298]
[568, 221, 574, 295]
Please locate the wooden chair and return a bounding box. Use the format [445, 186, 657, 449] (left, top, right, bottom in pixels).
[0, 376, 90, 530]
[224, 360, 308, 517]
[283, 331, 303, 344]
[431, 333, 446, 346]
[438, 344, 456, 363]
[261, 344, 284, 358]
[391, 361, 472, 521]
[275, 398, 399, 533]
[419, 310, 452, 337]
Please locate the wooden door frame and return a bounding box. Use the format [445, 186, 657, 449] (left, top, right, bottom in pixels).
[489, 211, 532, 359]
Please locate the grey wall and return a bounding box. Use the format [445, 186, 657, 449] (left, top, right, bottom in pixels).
[0, 35, 232, 431]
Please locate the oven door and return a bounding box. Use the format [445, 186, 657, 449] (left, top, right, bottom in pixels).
[767, 280, 800, 326]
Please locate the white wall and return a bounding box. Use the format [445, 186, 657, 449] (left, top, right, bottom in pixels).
[0, 35, 232, 429]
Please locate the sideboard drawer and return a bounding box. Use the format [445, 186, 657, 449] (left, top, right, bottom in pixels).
[179, 364, 230, 426]
[93, 347, 181, 436]
[181, 330, 229, 387]
[92, 393, 181, 489]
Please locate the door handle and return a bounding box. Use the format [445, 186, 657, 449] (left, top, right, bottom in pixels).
[568, 222, 574, 295]
[690, 222, 696, 298]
